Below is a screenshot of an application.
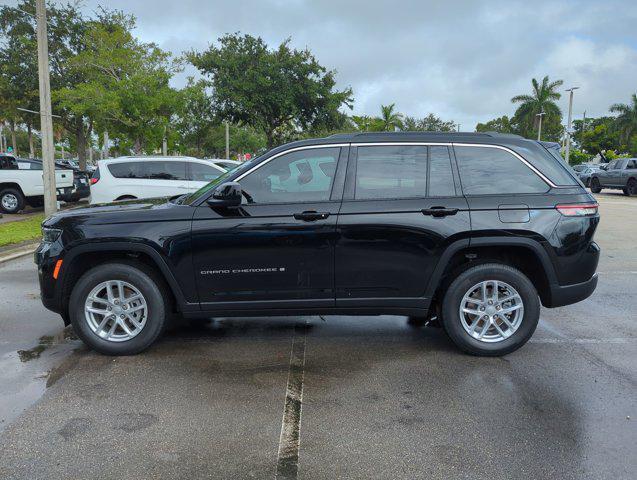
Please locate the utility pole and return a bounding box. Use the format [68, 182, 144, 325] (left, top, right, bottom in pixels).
[456, 123, 461, 132]
[36, 0, 57, 217]
[103, 130, 109, 159]
[582, 110, 587, 132]
[225, 121, 230, 159]
[565, 87, 580, 165]
[536, 111, 545, 141]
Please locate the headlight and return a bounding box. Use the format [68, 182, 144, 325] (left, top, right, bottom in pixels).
[42, 227, 62, 243]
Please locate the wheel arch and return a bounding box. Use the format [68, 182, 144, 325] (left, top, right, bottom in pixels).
[58, 242, 193, 324]
[426, 237, 558, 307]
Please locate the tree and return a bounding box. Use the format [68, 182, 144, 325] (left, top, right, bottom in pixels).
[379, 104, 403, 131]
[404, 113, 456, 132]
[610, 94, 637, 145]
[475, 115, 515, 134]
[175, 78, 215, 156]
[189, 34, 353, 148]
[55, 18, 179, 155]
[511, 76, 563, 140]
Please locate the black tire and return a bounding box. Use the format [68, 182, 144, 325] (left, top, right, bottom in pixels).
[441, 263, 540, 356]
[626, 178, 637, 196]
[0, 188, 25, 214]
[69, 262, 170, 355]
[590, 177, 602, 194]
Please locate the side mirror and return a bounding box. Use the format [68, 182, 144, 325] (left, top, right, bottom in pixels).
[207, 181, 242, 208]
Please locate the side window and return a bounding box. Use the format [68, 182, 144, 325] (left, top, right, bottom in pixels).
[189, 162, 222, 182]
[607, 160, 618, 170]
[627, 160, 637, 169]
[108, 162, 143, 178]
[240, 147, 340, 203]
[145, 161, 187, 180]
[455, 146, 548, 195]
[428, 146, 456, 197]
[0, 156, 18, 170]
[355, 146, 427, 200]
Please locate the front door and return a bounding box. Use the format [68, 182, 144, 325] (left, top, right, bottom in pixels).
[335, 144, 470, 309]
[191, 146, 346, 310]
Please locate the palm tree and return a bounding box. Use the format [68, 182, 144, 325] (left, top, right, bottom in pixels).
[609, 93, 637, 143]
[379, 104, 403, 131]
[511, 76, 563, 139]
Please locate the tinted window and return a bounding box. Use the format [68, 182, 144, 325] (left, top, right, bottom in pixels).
[108, 161, 187, 180]
[0, 156, 18, 170]
[189, 162, 222, 182]
[428, 146, 455, 196]
[240, 147, 339, 203]
[455, 146, 548, 195]
[355, 146, 427, 200]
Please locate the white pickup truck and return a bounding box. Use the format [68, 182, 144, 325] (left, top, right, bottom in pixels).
[0, 154, 74, 214]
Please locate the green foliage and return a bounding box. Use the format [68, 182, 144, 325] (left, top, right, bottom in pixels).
[0, 214, 44, 247]
[610, 93, 637, 146]
[567, 149, 592, 165]
[475, 115, 515, 134]
[189, 33, 353, 148]
[511, 76, 564, 141]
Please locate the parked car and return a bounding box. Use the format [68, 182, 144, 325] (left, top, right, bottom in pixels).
[57, 159, 97, 173]
[0, 154, 74, 213]
[18, 158, 90, 204]
[210, 159, 242, 171]
[576, 165, 602, 187]
[589, 158, 637, 195]
[35, 132, 599, 356]
[89, 156, 227, 204]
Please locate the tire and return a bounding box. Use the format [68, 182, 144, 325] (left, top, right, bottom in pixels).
[441, 263, 540, 356]
[626, 178, 637, 196]
[0, 188, 25, 214]
[584, 178, 590, 188]
[69, 262, 170, 355]
[590, 177, 602, 194]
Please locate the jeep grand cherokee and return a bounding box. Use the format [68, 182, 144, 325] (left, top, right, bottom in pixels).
[35, 132, 599, 356]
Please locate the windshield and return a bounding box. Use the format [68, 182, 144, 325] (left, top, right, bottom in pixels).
[181, 154, 265, 205]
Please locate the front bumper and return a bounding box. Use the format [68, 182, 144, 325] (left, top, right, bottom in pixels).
[545, 273, 598, 308]
[34, 241, 65, 319]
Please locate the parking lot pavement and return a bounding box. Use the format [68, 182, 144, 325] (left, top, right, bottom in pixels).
[0, 194, 635, 479]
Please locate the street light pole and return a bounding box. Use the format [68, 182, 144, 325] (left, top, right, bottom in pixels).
[35, 0, 57, 217]
[565, 87, 580, 165]
[225, 121, 230, 160]
[536, 111, 545, 141]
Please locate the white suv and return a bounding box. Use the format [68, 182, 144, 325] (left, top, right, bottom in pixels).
[90, 156, 226, 204]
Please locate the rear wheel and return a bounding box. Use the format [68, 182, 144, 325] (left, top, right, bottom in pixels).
[590, 177, 602, 194]
[69, 262, 169, 355]
[625, 178, 637, 196]
[0, 188, 25, 214]
[441, 263, 540, 356]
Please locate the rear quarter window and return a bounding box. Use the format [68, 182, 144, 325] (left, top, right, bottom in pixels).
[455, 146, 549, 195]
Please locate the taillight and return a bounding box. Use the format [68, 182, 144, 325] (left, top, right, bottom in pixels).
[90, 167, 100, 184]
[556, 203, 598, 216]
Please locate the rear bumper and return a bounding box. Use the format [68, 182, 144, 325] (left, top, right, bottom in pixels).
[545, 274, 598, 308]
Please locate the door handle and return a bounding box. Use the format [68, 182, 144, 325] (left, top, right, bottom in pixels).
[293, 211, 330, 221]
[421, 206, 459, 218]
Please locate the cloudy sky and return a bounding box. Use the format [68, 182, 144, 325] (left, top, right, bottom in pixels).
[13, 0, 637, 128]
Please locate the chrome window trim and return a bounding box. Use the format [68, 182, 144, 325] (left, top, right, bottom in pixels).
[235, 141, 556, 189]
[235, 144, 348, 181]
[352, 141, 556, 188]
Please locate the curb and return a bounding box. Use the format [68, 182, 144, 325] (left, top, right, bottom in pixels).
[0, 242, 40, 265]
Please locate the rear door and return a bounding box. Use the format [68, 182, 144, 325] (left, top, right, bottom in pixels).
[335, 144, 469, 309]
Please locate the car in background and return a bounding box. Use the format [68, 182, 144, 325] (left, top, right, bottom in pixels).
[210, 159, 242, 171]
[0, 154, 74, 213]
[590, 158, 637, 195]
[89, 156, 227, 204]
[57, 159, 96, 173]
[575, 165, 602, 187]
[17, 158, 90, 204]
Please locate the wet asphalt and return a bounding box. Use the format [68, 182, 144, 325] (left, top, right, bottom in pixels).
[0, 192, 635, 479]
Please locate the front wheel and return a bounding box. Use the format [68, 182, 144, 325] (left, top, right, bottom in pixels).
[590, 177, 602, 194]
[69, 262, 169, 355]
[441, 263, 540, 356]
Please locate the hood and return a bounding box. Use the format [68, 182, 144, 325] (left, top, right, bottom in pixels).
[43, 196, 186, 228]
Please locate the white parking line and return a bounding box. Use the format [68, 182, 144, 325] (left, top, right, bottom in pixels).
[275, 321, 308, 480]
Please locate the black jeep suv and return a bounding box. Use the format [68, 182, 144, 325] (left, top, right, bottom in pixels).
[35, 132, 600, 356]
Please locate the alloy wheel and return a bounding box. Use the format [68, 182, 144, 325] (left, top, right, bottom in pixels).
[459, 280, 524, 343]
[84, 280, 148, 342]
